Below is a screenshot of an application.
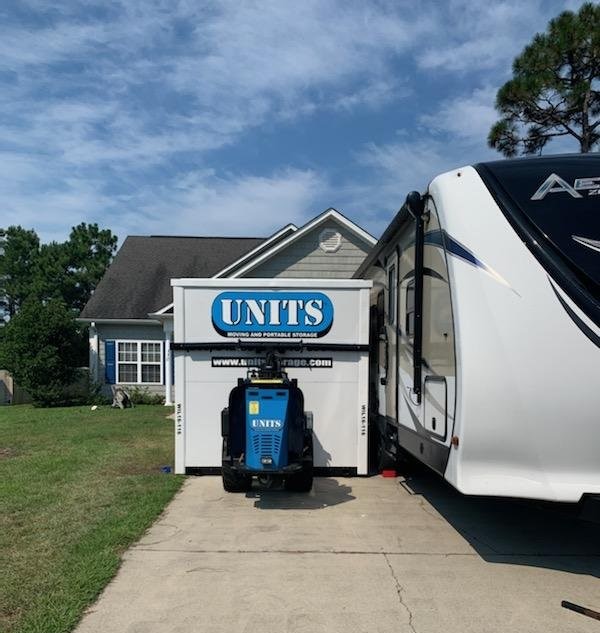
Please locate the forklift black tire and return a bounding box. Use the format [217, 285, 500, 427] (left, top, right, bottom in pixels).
[284, 465, 313, 492]
[222, 464, 252, 493]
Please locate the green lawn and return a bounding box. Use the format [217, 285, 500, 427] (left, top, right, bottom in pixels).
[0, 405, 184, 633]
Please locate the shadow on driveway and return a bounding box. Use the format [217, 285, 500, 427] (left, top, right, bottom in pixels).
[246, 477, 355, 510]
[400, 464, 600, 578]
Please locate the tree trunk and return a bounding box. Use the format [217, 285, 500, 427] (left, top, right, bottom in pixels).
[581, 89, 591, 153]
[580, 136, 590, 153]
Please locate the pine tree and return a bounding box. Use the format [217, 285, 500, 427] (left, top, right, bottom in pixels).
[489, 2, 600, 156]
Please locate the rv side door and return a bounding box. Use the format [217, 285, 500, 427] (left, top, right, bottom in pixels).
[385, 257, 398, 422]
[421, 195, 455, 448]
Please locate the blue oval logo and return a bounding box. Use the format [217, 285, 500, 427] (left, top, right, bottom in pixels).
[211, 291, 334, 338]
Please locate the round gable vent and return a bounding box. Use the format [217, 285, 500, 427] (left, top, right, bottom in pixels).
[319, 228, 342, 253]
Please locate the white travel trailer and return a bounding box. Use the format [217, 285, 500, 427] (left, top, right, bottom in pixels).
[356, 155, 600, 503]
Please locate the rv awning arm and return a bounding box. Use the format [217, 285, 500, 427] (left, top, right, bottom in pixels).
[406, 191, 428, 403]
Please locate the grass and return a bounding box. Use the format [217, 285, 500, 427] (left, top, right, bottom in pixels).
[0, 404, 184, 633]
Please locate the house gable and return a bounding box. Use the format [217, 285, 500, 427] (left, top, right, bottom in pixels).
[234, 209, 376, 279]
[213, 224, 297, 278]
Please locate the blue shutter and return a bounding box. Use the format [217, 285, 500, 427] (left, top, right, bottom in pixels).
[105, 340, 116, 384]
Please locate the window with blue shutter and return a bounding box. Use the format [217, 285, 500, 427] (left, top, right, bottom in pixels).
[110, 340, 163, 384]
[105, 340, 116, 384]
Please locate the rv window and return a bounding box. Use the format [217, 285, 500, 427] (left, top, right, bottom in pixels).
[388, 265, 397, 324]
[405, 280, 415, 338]
[376, 290, 385, 332]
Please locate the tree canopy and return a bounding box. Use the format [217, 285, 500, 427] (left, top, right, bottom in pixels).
[0, 223, 116, 403]
[0, 227, 39, 320]
[0, 298, 83, 406]
[488, 2, 600, 156]
[0, 223, 117, 321]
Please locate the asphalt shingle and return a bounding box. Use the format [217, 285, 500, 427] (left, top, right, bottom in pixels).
[80, 236, 264, 319]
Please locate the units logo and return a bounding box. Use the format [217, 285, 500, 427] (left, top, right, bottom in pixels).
[251, 419, 283, 429]
[211, 291, 334, 338]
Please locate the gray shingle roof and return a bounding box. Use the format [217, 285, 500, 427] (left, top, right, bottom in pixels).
[80, 236, 264, 320]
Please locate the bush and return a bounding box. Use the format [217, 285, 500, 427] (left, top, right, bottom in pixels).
[64, 369, 110, 406]
[0, 299, 83, 406]
[126, 386, 165, 405]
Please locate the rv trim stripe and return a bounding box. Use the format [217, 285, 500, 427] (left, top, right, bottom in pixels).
[548, 279, 600, 349]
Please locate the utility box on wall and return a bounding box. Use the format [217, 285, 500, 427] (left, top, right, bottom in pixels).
[171, 278, 372, 475]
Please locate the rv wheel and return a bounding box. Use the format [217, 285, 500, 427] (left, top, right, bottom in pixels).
[222, 464, 252, 492]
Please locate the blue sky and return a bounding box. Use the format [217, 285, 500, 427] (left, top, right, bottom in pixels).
[0, 0, 584, 244]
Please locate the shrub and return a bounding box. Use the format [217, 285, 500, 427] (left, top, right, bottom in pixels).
[0, 299, 82, 406]
[126, 386, 165, 406]
[64, 369, 110, 406]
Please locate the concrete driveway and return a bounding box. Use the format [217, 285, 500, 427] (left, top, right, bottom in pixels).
[76, 471, 600, 633]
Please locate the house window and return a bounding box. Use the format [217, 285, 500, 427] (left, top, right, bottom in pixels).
[117, 341, 162, 384]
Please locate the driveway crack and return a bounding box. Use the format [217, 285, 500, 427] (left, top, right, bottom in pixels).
[383, 553, 417, 633]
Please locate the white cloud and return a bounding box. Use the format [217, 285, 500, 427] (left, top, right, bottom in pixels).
[416, 1, 588, 73]
[331, 80, 411, 112]
[0, 0, 584, 246]
[0, 0, 430, 243]
[419, 86, 498, 142]
[0, 1, 426, 171]
[352, 83, 520, 217]
[126, 168, 329, 238]
[0, 1, 429, 253]
[353, 139, 456, 214]
[0, 163, 330, 244]
[344, 117, 500, 236]
[171, 2, 419, 98]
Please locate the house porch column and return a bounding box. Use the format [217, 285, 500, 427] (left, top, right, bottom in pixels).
[89, 322, 99, 383]
[164, 320, 174, 406]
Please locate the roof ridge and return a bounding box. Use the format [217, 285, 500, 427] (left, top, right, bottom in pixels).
[136, 235, 265, 240]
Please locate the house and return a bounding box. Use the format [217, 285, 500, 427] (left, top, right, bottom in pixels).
[78, 208, 376, 403]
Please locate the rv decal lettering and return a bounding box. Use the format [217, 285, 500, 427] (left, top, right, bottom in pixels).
[212, 291, 334, 338]
[531, 173, 600, 200]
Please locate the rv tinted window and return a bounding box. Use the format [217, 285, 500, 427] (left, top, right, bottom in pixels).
[388, 265, 396, 324]
[376, 291, 385, 332]
[406, 280, 415, 338]
[476, 156, 600, 323]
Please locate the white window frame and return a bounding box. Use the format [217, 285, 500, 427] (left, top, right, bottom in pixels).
[116, 340, 163, 385]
